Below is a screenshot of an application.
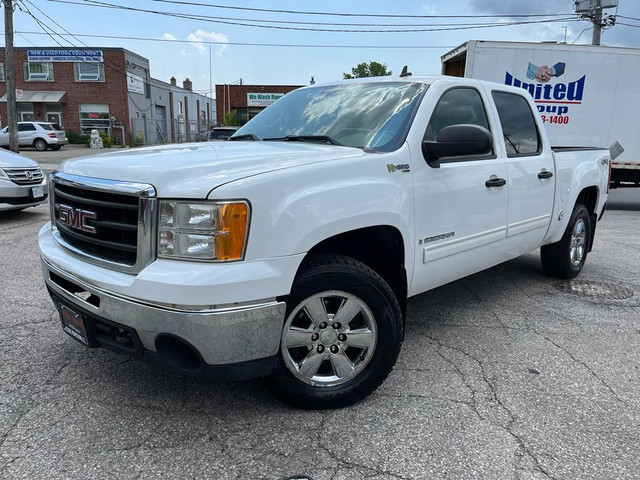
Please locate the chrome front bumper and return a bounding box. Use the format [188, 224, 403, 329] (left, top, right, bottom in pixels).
[42, 258, 286, 367]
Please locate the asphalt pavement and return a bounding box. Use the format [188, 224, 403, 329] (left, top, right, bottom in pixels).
[1, 147, 639, 479]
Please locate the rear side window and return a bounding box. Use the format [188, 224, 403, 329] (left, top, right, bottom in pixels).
[425, 87, 490, 142]
[18, 123, 36, 132]
[38, 123, 54, 131]
[492, 91, 541, 157]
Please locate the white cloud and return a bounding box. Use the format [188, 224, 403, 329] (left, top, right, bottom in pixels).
[421, 4, 437, 15]
[187, 29, 229, 56]
[161, 33, 177, 41]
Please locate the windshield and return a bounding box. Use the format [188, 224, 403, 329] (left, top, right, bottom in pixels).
[234, 81, 427, 152]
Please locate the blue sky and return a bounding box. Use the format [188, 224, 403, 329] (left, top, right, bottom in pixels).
[5, 0, 640, 94]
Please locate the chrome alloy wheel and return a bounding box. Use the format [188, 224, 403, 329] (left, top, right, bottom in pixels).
[281, 290, 378, 387]
[570, 218, 586, 267]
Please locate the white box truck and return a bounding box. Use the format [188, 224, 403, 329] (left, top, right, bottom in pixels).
[442, 40, 640, 188]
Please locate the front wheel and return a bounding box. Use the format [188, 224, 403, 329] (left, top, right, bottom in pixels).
[266, 254, 403, 409]
[541, 203, 591, 279]
[33, 138, 47, 151]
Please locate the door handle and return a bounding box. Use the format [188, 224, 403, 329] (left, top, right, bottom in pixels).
[538, 169, 554, 179]
[485, 176, 506, 188]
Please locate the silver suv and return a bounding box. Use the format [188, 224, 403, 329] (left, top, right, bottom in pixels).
[0, 122, 68, 151]
[0, 149, 48, 212]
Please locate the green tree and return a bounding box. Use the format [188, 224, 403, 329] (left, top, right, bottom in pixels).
[223, 109, 239, 126]
[343, 61, 392, 79]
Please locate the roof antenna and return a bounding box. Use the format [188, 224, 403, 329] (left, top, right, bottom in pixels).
[399, 66, 412, 77]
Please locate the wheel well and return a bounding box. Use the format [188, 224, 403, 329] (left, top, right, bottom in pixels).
[304, 226, 407, 317]
[576, 186, 599, 253]
[576, 186, 598, 215]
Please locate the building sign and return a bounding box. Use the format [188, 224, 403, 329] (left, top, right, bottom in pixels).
[127, 72, 145, 95]
[15, 89, 23, 100]
[247, 92, 284, 107]
[27, 49, 103, 62]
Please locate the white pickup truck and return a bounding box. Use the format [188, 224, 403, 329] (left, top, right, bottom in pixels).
[39, 75, 610, 409]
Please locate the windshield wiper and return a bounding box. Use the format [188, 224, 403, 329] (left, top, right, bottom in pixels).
[229, 133, 260, 141]
[263, 135, 344, 146]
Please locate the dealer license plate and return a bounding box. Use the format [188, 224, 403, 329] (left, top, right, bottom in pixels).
[32, 186, 44, 198]
[59, 305, 89, 346]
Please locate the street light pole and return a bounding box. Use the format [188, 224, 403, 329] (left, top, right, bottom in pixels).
[3, 0, 18, 152]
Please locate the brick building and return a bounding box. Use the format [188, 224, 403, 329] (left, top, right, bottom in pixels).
[0, 47, 213, 146]
[215, 83, 302, 126]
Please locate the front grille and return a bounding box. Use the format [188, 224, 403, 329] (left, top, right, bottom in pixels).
[2, 167, 44, 185]
[51, 172, 156, 272]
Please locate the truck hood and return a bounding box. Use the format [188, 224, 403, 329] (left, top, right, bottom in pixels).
[58, 142, 365, 198]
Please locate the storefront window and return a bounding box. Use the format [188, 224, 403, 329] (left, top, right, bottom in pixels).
[17, 102, 34, 122]
[79, 103, 110, 134]
[46, 103, 63, 127]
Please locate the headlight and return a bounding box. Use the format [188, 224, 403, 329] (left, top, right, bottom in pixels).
[158, 200, 249, 261]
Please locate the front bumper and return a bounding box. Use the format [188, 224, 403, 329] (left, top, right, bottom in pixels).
[43, 257, 287, 379]
[0, 178, 48, 211]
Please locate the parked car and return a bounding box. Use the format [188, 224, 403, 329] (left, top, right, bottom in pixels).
[208, 126, 239, 141]
[39, 75, 610, 408]
[0, 121, 68, 151]
[0, 148, 48, 212]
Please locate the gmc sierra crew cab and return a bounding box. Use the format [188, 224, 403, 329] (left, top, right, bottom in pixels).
[38, 75, 610, 409]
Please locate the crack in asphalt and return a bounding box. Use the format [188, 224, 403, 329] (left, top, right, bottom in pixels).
[313, 412, 412, 480]
[423, 333, 555, 480]
[537, 333, 625, 404]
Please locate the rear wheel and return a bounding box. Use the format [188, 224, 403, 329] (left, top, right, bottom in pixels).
[33, 138, 47, 151]
[267, 254, 403, 409]
[541, 203, 590, 279]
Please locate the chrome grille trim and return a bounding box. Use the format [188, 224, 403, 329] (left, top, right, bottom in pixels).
[2, 166, 44, 185]
[50, 172, 157, 274]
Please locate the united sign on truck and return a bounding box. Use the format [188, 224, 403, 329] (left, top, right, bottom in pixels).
[442, 40, 640, 187]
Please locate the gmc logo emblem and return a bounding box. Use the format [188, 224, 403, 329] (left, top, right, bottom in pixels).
[59, 204, 97, 234]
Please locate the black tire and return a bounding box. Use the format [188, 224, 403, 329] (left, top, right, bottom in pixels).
[267, 254, 403, 409]
[33, 138, 48, 151]
[541, 203, 590, 279]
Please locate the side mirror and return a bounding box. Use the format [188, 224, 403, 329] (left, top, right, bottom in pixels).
[422, 124, 493, 168]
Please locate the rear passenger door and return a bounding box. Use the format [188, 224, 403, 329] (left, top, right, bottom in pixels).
[17, 123, 37, 147]
[411, 86, 508, 294]
[491, 90, 555, 254]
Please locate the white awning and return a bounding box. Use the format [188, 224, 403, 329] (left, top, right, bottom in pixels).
[0, 91, 66, 103]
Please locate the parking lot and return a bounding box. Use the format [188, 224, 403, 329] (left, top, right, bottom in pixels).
[1, 148, 639, 479]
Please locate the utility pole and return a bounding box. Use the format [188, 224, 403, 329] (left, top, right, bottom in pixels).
[591, 0, 603, 45]
[3, 0, 18, 152]
[574, 0, 617, 46]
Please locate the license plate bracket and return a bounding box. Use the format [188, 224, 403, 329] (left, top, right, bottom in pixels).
[59, 304, 89, 346]
[32, 186, 44, 198]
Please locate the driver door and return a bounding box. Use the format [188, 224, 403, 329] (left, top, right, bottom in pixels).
[410, 86, 508, 295]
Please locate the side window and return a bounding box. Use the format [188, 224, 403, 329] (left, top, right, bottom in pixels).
[425, 88, 490, 142]
[492, 91, 541, 157]
[18, 123, 36, 132]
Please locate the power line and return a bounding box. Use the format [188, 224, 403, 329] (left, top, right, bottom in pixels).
[146, 0, 575, 19]
[617, 15, 640, 22]
[12, 7, 213, 104]
[46, 0, 577, 34]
